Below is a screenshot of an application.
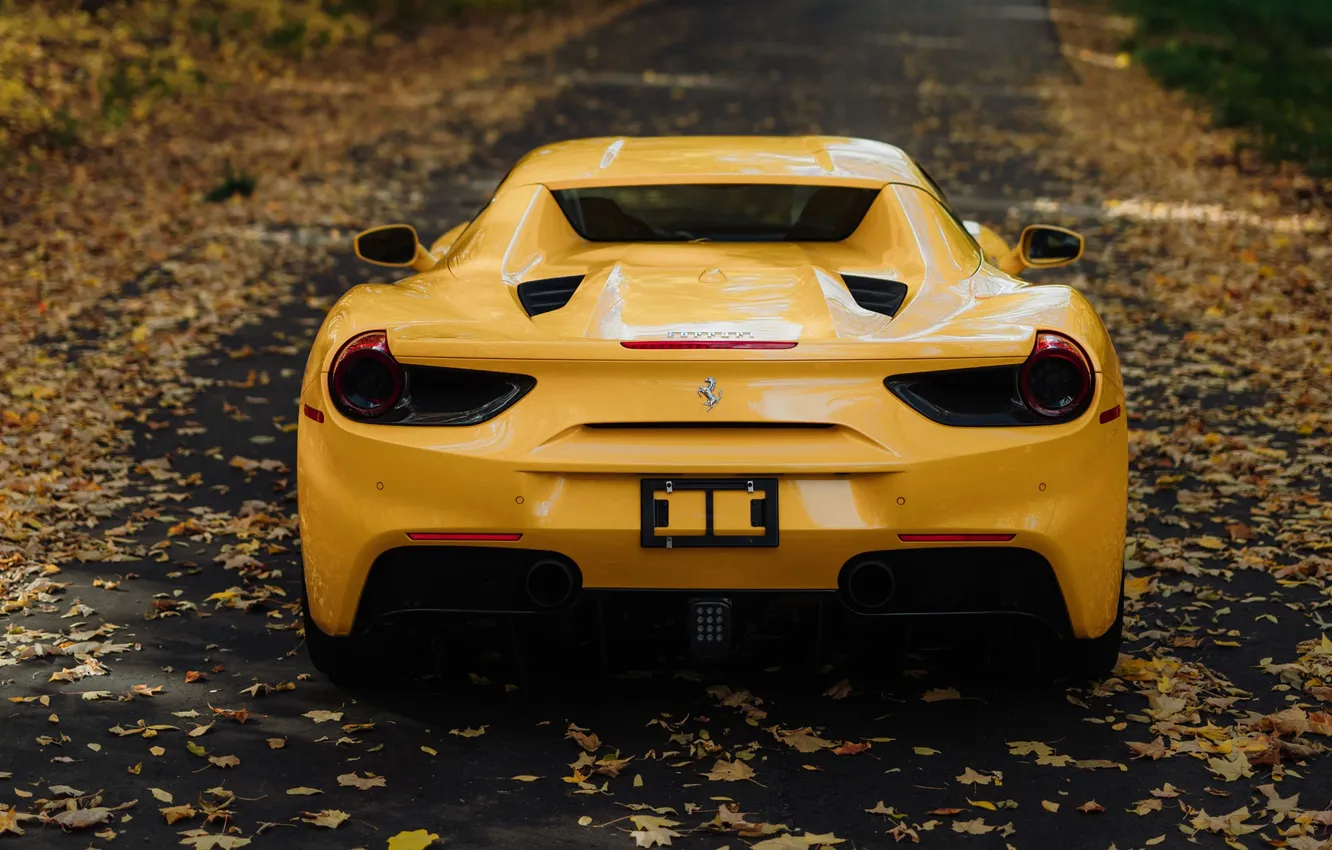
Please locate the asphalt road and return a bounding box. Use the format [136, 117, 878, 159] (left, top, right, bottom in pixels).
[5, 1, 1329, 848]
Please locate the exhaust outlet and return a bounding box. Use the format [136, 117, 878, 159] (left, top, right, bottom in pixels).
[525, 559, 576, 609]
[844, 560, 895, 610]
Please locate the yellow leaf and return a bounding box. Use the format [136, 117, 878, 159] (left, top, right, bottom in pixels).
[578, 816, 593, 827]
[421, 746, 437, 757]
[149, 788, 172, 803]
[1124, 575, 1151, 599]
[1042, 800, 1059, 813]
[968, 798, 997, 811]
[388, 831, 439, 850]
[160, 804, 196, 825]
[510, 775, 541, 782]
[922, 687, 961, 702]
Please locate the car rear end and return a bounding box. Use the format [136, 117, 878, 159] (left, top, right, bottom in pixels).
[298, 334, 1127, 657]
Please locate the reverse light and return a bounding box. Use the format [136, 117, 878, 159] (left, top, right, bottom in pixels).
[1018, 332, 1093, 420]
[330, 331, 403, 419]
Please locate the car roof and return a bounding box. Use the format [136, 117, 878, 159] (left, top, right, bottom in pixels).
[500, 135, 934, 192]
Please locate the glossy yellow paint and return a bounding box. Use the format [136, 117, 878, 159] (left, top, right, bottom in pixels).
[299, 135, 1127, 641]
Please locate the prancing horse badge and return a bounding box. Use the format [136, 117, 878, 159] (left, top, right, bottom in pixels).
[698, 377, 722, 411]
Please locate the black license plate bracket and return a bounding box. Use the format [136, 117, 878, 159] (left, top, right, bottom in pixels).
[639, 478, 779, 548]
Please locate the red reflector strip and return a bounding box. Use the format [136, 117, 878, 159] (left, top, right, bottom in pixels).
[302, 404, 324, 423]
[620, 341, 798, 350]
[407, 532, 522, 542]
[898, 533, 1016, 543]
[1099, 404, 1122, 424]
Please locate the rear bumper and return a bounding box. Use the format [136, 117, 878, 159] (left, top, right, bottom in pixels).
[353, 545, 1074, 637]
[298, 366, 1127, 640]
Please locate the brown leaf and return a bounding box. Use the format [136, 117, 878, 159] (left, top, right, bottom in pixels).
[337, 772, 386, 790]
[1127, 738, 1167, 760]
[702, 758, 755, 782]
[161, 804, 197, 825]
[567, 724, 600, 752]
[822, 679, 852, 699]
[1077, 801, 1105, 814]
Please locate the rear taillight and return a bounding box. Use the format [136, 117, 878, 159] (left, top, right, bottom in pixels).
[1019, 332, 1092, 420]
[330, 331, 403, 419]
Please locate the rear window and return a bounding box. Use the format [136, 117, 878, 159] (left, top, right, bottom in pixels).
[551, 184, 879, 242]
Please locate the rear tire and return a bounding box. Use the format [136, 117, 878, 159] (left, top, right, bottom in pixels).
[1061, 581, 1124, 680]
[302, 597, 374, 687]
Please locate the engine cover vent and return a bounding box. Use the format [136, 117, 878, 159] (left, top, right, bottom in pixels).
[517, 275, 585, 317]
[840, 275, 909, 317]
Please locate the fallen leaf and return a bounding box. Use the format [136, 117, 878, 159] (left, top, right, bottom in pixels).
[387, 830, 440, 850]
[449, 726, 487, 738]
[301, 809, 349, 829]
[703, 759, 755, 782]
[161, 804, 197, 825]
[1077, 801, 1105, 814]
[338, 772, 386, 790]
[955, 767, 993, 786]
[952, 818, 995, 835]
[922, 687, 961, 702]
[823, 679, 852, 699]
[286, 787, 323, 796]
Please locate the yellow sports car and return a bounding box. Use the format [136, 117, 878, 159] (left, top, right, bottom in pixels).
[297, 136, 1127, 683]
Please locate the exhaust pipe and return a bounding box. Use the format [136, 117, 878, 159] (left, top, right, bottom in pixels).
[525, 559, 577, 609]
[843, 560, 895, 611]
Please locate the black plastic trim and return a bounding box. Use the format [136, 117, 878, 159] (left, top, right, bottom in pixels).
[841, 274, 909, 317]
[517, 275, 584, 316]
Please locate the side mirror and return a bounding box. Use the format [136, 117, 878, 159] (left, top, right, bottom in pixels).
[1019, 225, 1083, 267]
[353, 224, 437, 273]
[998, 224, 1084, 276]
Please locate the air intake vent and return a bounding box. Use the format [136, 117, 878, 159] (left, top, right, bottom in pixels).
[517, 275, 584, 317]
[840, 275, 909, 317]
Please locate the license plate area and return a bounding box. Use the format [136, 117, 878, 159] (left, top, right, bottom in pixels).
[640, 478, 779, 548]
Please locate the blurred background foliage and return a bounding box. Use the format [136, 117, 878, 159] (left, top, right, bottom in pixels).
[1114, 0, 1332, 175]
[0, 0, 528, 156]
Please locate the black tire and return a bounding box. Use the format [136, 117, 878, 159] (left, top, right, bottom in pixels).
[301, 596, 373, 687]
[1061, 580, 1125, 680]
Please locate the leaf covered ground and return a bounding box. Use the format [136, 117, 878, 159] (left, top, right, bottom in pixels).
[2, 0, 1331, 848]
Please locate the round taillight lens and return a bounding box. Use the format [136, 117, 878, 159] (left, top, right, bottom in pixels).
[1019, 332, 1092, 419]
[330, 331, 403, 419]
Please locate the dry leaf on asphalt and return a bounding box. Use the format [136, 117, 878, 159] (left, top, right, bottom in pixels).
[955, 767, 994, 786]
[702, 759, 755, 782]
[161, 804, 197, 825]
[337, 772, 386, 790]
[822, 679, 852, 699]
[922, 687, 961, 703]
[301, 810, 350, 829]
[387, 830, 440, 850]
[952, 819, 995, 835]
